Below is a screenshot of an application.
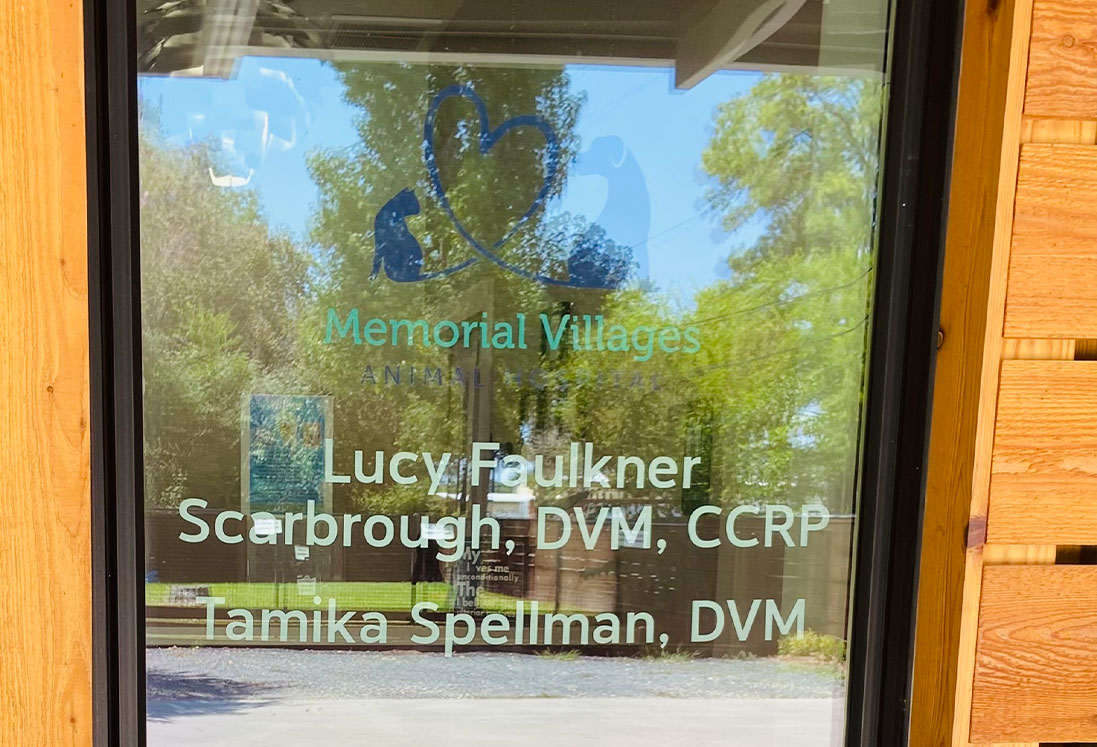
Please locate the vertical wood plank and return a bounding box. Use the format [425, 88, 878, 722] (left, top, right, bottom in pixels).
[0, 0, 92, 745]
[911, 0, 1035, 743]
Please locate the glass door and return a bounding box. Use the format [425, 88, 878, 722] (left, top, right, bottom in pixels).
[86, 0, 958, 743]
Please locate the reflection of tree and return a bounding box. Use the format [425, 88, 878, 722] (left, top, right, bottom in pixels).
[699, 75, 881, 512]
[139, 68, 882, 519]
[309, 63, 582, 286]
[554, 75, 882, 512]
[305, 62, 598, 513]
[139, 113, 312, 507]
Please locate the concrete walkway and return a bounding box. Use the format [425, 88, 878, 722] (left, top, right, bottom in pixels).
[148, 697, 844, 746]
[146, 648, 846, 745]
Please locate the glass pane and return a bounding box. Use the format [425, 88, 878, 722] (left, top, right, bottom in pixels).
[137, 2, 891, 744]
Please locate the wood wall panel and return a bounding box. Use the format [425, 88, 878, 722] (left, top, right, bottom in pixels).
[0, 0, 92, 745]
[1025, 0, 1097, 119]
[921, 0, 1097, 742]
[970, 566, 1097, 743]
[989, 360, 1097, 543]
[1004, 144, 1097, 337]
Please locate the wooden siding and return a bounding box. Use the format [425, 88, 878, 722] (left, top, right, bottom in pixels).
[0, 0, 93, 745]
[989, 361, 1097, 543]
[1025, 0, 1097, 119]
[1005, 144, 1097, 337]
[916, 0, 1097, 743]
[970, 566, 1097, 743]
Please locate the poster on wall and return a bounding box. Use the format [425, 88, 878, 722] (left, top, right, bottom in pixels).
[241, 393, 333, 514]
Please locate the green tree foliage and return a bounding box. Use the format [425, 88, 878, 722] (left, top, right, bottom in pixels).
[138, 63, 596, 513]
[139, 124, 311, 507]
[305, 62, 593, 512]
[139, 67, 883, 518]
[696, 74, 883, 511]
[553, 74, 883, 511]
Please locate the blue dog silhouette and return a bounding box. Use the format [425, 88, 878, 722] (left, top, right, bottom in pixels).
[370, 186, 627, 288]
[573, 135, 649, 282]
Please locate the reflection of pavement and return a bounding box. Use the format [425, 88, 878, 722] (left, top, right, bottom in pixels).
[147, 648, 845, 745]
[148, 698, 843, 746]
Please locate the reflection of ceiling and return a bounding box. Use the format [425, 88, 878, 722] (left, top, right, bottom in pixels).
[137, 0, 887, 86]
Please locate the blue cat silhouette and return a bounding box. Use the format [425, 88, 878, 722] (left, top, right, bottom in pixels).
[372, 188, 426, 282]
[371, 188, 474, 282]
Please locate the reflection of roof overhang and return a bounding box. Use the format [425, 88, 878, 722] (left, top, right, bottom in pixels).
[138, 0, 887, 84]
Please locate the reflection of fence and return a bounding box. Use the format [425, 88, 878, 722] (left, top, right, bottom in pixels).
[145, 509, 532, 594]
[145, 508, 853, 652]
[528, 532, 618, 613]
[782, 516, 853, 639]
[146, 509, 246, 582]
[615, 516, 853, 655]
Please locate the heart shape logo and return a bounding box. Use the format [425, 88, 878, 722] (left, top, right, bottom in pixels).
[423, 84, 560, 281]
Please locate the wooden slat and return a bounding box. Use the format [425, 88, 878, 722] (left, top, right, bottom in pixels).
[981, 544, 1056, 564]
[1004, 143, 1097, 338]
[971, 566, 1097, 743]
[1000, 338, 1075, 359]
[988, 360, 1097, 543]
[1020, 116, 1097, 144]
[0, 0, 92, 744]
[1025, 0, 1097, 119]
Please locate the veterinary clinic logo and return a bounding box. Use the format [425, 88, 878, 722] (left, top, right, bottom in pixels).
[370, 85, 641, 290]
